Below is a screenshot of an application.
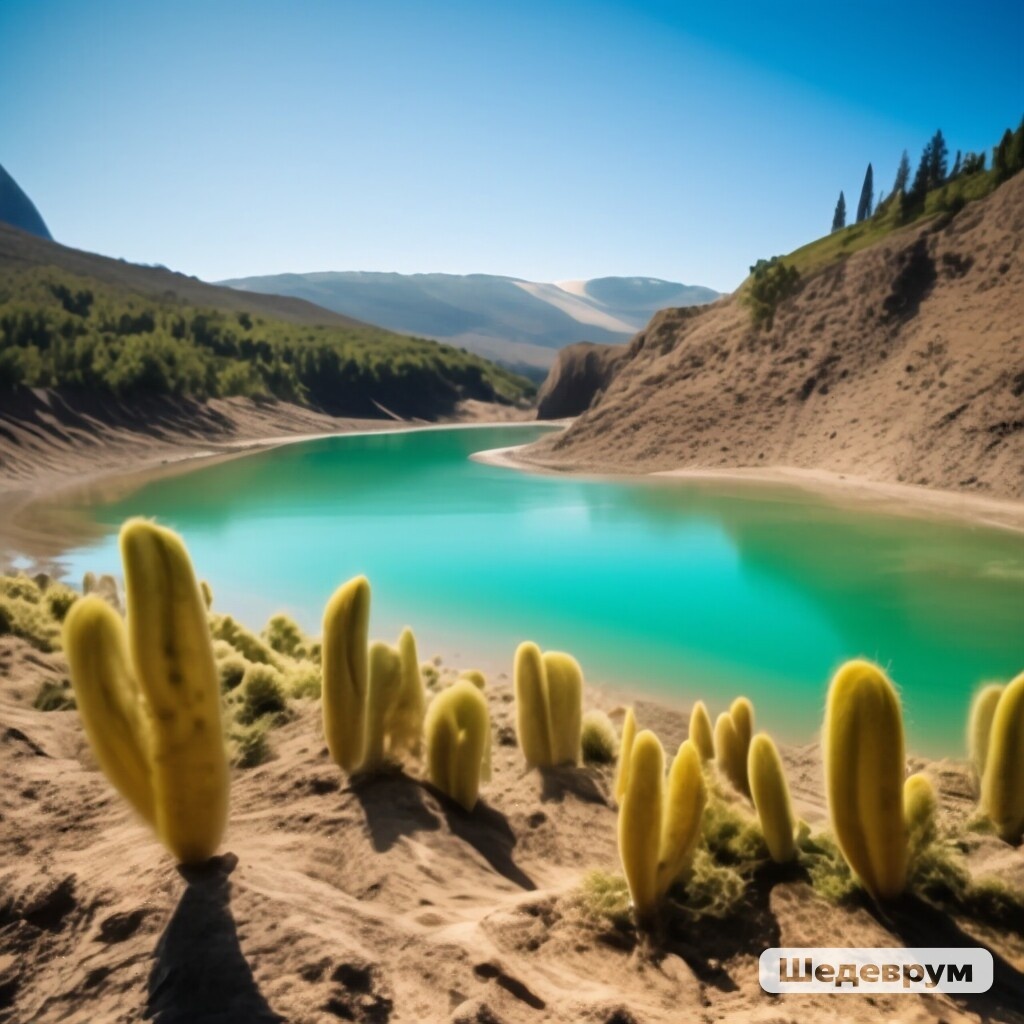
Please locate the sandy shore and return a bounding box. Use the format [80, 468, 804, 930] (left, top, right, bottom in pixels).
[472, 443, 1024, 534]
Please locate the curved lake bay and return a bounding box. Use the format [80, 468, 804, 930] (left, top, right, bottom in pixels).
[57, 425, 1023, 756]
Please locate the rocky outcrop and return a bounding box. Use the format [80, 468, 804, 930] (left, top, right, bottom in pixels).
[535, 342, 628, 420]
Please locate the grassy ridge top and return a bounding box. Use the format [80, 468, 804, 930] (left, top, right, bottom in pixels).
[0, 240, 535, 419]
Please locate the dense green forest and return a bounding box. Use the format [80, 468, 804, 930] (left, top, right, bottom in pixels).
[0, 267, 534, 417]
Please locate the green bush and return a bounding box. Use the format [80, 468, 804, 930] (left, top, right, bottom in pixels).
[217, 652, 251, 693]
[286, 660, 321, 699]
[262, 613, 308, 658]
[230, 721, 273, 768]
[239, 663, 288, 724]
[212, 614, 281, 667]
[45, 584, 79, 622]
[745, 257, 800, 330]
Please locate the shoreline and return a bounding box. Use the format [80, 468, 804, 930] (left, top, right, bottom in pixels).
[471, 443, 1024, 534]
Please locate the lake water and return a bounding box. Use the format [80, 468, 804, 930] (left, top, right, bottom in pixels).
[56, 424, 1023, 757]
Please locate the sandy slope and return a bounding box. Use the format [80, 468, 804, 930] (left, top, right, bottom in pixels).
[2, 635, 1022, 1024]
[522, 174, 1024, 502]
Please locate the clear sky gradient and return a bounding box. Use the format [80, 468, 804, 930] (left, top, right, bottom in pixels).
[2, 0, 1020, 292]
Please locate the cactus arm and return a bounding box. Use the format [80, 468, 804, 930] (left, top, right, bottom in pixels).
[748, 732, 796, 863]
[542, 651, 583, 766]
[729, 697, 754, 757]
[656, 739, 707, 895]
[824, 660, 907, 900]
[363, 642, 404, 772]
[714, 712, 747, 795]
[514, 642, 552, 766]
[618, 729, 664, 925]
[458, 670, 486, 690]
[688, 701, 715, 762]
[981, 671, 1024, 843]
[120, 519, 228, 864]
[321, 576, 370, 772]
[62, 595, 155, 826]
[968, 683, 1004, 782]
[614, 707, 637, 804]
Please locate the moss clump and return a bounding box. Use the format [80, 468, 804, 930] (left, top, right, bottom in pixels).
[286, 660, 321, 699]
[667, 848, 747, 920]
[262, 613, 311, 659]
[0, 574, 42, 603]
[581, 710, 617, 764]
[44, 584, 79, 622]
[238, 663, 288, 724]
[701, 790, 767, 864]
[229, 721, 273, 768]
[217, 652, 251, 693]
[34, 679, 76, 711]
[573, 871, 632, 930]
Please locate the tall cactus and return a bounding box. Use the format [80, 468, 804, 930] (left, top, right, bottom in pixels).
[823, 659, 907, 900]
[618, 730, 706, 925]
[322, 576, 370, 772]
[362, 641, 404, 772]
[64, 519, 229, 864]
[614, 707, 637, 803]
[424, 678, 490, 812]
[968, 683, 1004, 782]
[390, 627, 426, 758]
[748, 732, 796, 863]
[513, 641, 583, 767]
[980, 670, 1024, 843]
[688, 700, 714, 762]
[904, 772, 937, 861]
[715, 712, 747, 795]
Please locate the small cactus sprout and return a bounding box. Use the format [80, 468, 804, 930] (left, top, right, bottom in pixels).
[714, 712, 747, 795]
[581, 709, 617, 764]
[618, 731, 706, 926]
[614, 707, 637, 803]
[64, 519, 229, 864]
[968, 683, 1004, 782]
[513, 641, 584, 767]
[904, 772, 938, 862]
[823, 659, 907, 900]
[321, 576, 371, 773]
[748, 733, 796, 863]
[458, 670, 486, 690]
[424, 678, 490, 811]
[688, 700, 715, 762]
[980, 670, 1024, 843]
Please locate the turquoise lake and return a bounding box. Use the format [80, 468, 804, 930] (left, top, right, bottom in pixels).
[56, 424, 1023, 756]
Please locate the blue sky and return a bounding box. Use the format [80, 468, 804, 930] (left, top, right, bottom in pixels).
[1, 0, 1020, 292]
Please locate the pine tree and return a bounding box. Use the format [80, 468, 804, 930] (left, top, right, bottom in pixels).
[993, 129, 1012, 181]
[950, 150, 961, 178]
[909, 140, 933, 205]
[1008, 115, 1024, 175]
[856, 163, 874, 222]
[831, 191, 847, 232]
[927, 129, 948, 186]
[892, 150, 911, 195]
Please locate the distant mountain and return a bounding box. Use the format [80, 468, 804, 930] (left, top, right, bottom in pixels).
[0, 164, 52, 240]
[219, 271, 720, 371]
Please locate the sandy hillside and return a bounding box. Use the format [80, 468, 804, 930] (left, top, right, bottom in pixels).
[522, 174, 1024, 501]
[2, 631, 1023, 1024]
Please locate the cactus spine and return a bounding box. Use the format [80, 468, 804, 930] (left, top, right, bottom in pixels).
[823, 659, 907, 900]
[424, 678, 490, 811]
[618, 731, 706, 925]
[714, 711, 747, 795]
[968, 683, 1004, 782]
[65, 519, 229, 864]
[322, 576, 370, 772]
[688, 700, 714, 762]
[614, 707, 637, 803]
[748, 733, 796, 863]
[980, 670, 1024, 843]
[513, 642, 583, 767]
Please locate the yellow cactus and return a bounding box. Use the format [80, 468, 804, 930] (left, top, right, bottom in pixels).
[748, 732, 796, 863]
[730, 697, 754, 758]
[513, 641, 583, 767]
[65, 519, 229, 864]
[980, 670, 1024, 843]
[823, 659, 907, 900]
[904, 772, 937, 860]
[321, 576, 370, 773]
[424, 678, 490, 811]
[614, 707, 637, 803]
[714, 711, 747, 795]
[618, 729, 664, 924]
[458, 669, 486, 690]
[688, 700, 714, 762]
[362, 641, 404, 771]
[967, 683, 1004, 782]
[618, 731, 706, 926]
[657, 739, 707, 893]
[390, 627, 426, 758]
